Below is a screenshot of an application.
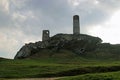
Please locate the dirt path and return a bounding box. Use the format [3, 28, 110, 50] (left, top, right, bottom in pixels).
[2, 78, 60, 80]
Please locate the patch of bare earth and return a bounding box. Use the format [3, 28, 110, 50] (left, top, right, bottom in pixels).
[2, 78, 59, 80]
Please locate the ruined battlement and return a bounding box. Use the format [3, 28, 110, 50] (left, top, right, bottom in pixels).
[42, 30, 50, 41]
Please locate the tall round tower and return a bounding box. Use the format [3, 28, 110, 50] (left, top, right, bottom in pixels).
[73, 15, 80, 34]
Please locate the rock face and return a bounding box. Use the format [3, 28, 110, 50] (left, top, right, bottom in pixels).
[14, 34, 102, 59]
[14, 41, 48, 59]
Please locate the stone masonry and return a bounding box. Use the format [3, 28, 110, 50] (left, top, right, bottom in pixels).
[73, 15, 80, 34]
[42, 30, 50, 41]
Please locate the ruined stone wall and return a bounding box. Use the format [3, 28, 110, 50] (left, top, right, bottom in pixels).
[42, 30, 50, 41]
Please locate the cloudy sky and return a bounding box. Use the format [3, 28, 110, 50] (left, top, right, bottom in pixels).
[0, 0, 120, 59]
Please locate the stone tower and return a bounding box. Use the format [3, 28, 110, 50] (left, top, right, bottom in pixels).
[73, 15, 80, 34]
[42, 30, 50, 41]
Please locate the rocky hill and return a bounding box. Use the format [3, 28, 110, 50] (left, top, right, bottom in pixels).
[14, 33, 120, 59]
[14, 34, 103, 59]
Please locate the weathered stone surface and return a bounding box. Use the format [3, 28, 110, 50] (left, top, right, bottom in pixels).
[42, 30, 50, 41]
[14, 34, 102, 59]
[73, 15, 80, 34]
[14, 41, 49, 59]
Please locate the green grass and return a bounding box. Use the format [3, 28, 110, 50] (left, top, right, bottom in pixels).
[58, 71, 120, 80]
[1, 57, 120, 78]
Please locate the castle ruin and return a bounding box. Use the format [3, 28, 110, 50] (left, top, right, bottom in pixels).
[42, 30, 50, 41]
[73, 15, 80, 34]
[42, 15, 80, 41]
[15, 15, 103, 59]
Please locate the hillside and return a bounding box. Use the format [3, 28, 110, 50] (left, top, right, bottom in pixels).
[2, 57, 120, 79]
[14, 34, 102, 59]
[3, 34, 120, 79]
[14, 33, 120, 60]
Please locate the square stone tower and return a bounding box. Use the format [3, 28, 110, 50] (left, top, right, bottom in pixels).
[73, 15, 80, 34]
[42, 30, 50, 41]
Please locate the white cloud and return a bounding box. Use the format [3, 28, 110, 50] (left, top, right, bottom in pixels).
[0, 0, 10, 13]
[12, 10, 36, 23]
[0, 27, 42, 59]
[68, 0, 87, 6]
[94, 0, 99, 5]
[12, 12, 27, 22]
[10, 0, 28, 8]
[89, 10, 120, 44]
[0, 29, 20, 58]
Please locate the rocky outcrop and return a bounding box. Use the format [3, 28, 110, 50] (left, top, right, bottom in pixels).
[14, 34, 102, 59]
[14, 41, 47, 59]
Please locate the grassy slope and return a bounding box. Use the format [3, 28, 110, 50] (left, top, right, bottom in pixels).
[1, 57, 120, 78]
[58, 71, 120, 80]
[1, 48, 120, 79]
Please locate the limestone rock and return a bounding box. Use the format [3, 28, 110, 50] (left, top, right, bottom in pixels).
[14, 41, 48, 59]
[14, 34, 102, 59]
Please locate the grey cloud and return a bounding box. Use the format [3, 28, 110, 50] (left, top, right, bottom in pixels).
[10, 0, 74, 35]
[1, 0, 120, 37]
[81, 8, 110, 26]
[100, 0, 120, 8]
[0, 11, 12, 27]
[72, 0, 120, 30]
[2, 0, 120, 35]
[10, 0, 78, 35]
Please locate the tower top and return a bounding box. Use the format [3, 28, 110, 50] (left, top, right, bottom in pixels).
[73, 15, 79, 17]
[73, 15, 79, 19]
